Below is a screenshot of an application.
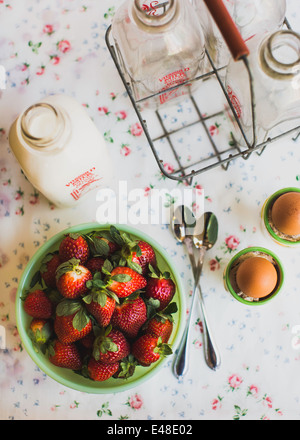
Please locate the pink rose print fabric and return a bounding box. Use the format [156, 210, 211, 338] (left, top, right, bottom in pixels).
[0, 0, 299, 422]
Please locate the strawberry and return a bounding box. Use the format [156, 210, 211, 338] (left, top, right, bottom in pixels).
[59, 233, 90, 265]
[143, 302, 178, 343]
[28, 318, 53, 348]
[111, 293, 147, 339]
[106, 266, 147, 298]
[22, 289, 54, 319]
[87, 357, 119, 382]
[131, 241, 157, 276]
[92, 326, 130, 364]
[40, 252, 61, 288]
[108, 226, 157, 276]
[83, 273, 118, 327]
[54, 299, 92, 344]
[144, 265, 176, 311]
[48, 339, 83, 370]
[131, 334, 172, 367]
[84, 230, 120, 257]
[56, 258, 92, 299]
[85, 256, 105, 274]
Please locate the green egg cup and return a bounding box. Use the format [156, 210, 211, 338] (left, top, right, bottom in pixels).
[262, 187, 300, 247]
[224, 247, 284, 306]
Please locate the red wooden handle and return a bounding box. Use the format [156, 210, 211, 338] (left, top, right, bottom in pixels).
[203, 0, 250, 60]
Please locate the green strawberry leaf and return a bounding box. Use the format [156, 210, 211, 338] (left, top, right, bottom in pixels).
[127, 260, 142, 274]
[111, 274, 132, 283]
[82, 293, 93, 305]
[116, 354, 137, 379]
[109, 225, 125, 246]
[56, 299, 82, 316]
[148, 264, 160, 278]
[69, 233, 81, 240]
[55, 258, 80, 280]
[30, 270, 43, 288]
[72, 308, 90, 332]
[102, 259, 113, 274]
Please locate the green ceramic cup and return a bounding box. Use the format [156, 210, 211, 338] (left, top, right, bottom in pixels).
[262, 187, 300, 248]
[223, 246, 284, 306]
[16, 223, 186, 393]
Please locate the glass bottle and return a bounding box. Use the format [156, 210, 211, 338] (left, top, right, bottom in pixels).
[9, 95, 113, 207]
[225, 30, 300, 146]
[233, 0, 286, 41]
[111, 0, 206, 109]
[191, 0, 234, 70]
[192, 0, 286, 71]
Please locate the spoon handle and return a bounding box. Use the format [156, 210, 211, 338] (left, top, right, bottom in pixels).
[198, 285, 221, 370]
[172, 241, 204, 379]
[172, 273, 199, 379]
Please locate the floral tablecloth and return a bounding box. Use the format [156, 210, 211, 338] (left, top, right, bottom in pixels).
[1, 0, 300, 421]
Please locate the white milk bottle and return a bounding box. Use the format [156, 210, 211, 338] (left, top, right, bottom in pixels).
[9, 94, 113, 208]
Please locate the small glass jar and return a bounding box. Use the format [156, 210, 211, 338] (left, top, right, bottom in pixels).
[225, 30, 300, 146]
[261, 187, 300, 248]
[223, 247, 284, 305]
[111, 0, 206, 109]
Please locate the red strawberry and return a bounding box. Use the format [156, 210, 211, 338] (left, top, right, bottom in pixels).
[107, 266, 147, 298]
[82, 272, 118, 327]
[59, 233, 90, 264]
[87, 357, 119, 382]
[85, 257, 105, 274]
[83, 291, 117, 327]
[131, 240, 157, 276]
[48, 339, 83, 370]
[40, 253, 61, 288]
[93, 326, 130, 364]
[28, 318, 53, 346]
[144, 266, 176, 311]
[131, 334, 172, 367]
[56, 258, 92, 299]
[108, 226, 157, 276]
[143, 303, 178, 343]
[111, 294, 147, 339]
[22, 289, 53, 319]
[54, 299, 92, 344]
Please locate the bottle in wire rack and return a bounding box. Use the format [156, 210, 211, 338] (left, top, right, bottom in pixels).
[191, 0, 286, 73]
[111, 0, 206, 110]
[225, 30, 300, 147]
[233, 0, 286, 41]
[191, 0, 234, 71]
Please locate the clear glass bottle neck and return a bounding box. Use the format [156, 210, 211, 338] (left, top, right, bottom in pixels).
[260, 30, 300, 80]
[132, 0, 178, 27]
[20, 102, 66, 150]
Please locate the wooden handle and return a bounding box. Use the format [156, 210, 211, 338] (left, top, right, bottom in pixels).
[203, 0, 249, 61]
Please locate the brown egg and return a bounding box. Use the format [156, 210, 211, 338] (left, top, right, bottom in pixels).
[236, 256, 278, 299]
[271, 191, 300, 236]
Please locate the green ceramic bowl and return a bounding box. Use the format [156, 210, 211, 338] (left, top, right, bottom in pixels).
[16, 223, 185, 393]
[223, 246, 284, 306]
[262, 187, 300, 247]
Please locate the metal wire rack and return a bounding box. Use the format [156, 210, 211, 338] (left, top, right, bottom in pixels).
[105, 16, 300, 185]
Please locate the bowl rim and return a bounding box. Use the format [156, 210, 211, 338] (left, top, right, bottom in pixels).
[224, 246, 285, 306]
[16, 222, 186, 394]
[262, 187, 300, 247]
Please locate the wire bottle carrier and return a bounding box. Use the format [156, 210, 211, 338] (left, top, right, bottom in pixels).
[105, 1, 300, 185]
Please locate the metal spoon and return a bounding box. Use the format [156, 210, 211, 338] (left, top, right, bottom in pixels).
[171, 206, 220, 378]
